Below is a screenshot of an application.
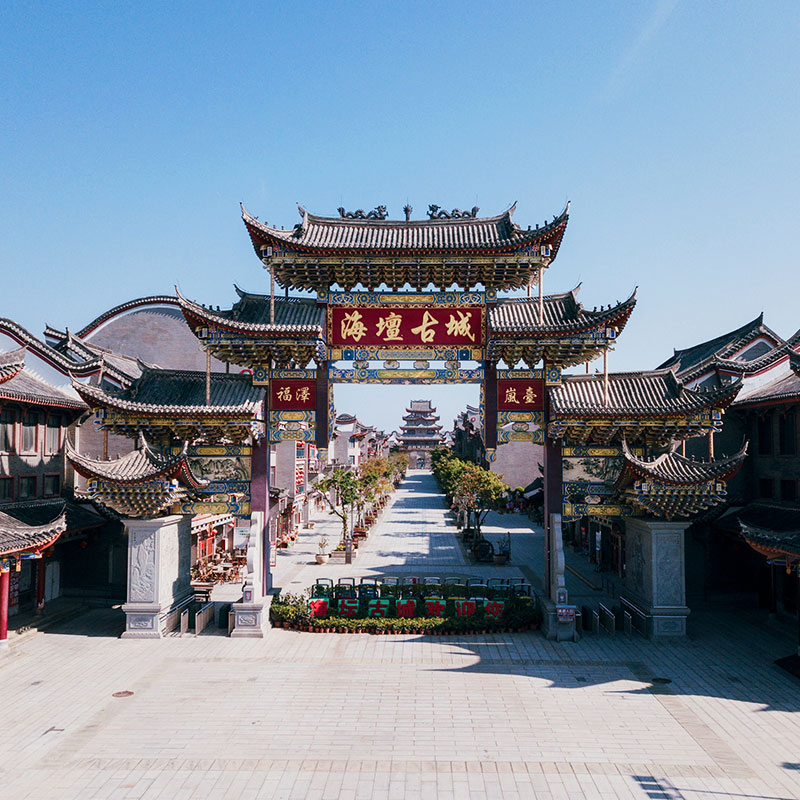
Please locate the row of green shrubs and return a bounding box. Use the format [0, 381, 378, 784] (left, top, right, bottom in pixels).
[274, 614, 540, 633]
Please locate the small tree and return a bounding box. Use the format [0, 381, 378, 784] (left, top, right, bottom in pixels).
[451, 462, 509, 535]
[432, 451, 468, 502]
[314, 467, 361, 546]
[356, 457, 388, 525]
[387, 452, 408, 485]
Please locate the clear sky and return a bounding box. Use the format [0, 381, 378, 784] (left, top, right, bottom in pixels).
[2, 1, 798, 435]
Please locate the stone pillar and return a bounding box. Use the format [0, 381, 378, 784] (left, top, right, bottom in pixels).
[541, 513, 577, 641]
[230, 509, 266, 638]
[623, 518, 691, 639]
[121, 515, 192, 639]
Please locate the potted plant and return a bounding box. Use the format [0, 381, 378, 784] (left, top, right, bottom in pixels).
[315, 537, 330, 564]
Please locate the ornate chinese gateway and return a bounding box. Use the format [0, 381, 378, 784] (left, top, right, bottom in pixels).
[68, 200, 746, 640]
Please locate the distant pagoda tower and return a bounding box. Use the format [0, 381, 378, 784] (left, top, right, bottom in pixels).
[399, 400, 444, 468]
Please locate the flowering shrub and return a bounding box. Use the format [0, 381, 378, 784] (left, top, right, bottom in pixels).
[269, 588, 541, 632]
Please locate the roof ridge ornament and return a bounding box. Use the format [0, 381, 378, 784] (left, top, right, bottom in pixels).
[337, 206, 388, 220]
[427, 204, 480, 219]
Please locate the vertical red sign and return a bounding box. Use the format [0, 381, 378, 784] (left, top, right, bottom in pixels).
[497, 379, 544, 411]
[270, 380, 317, 410]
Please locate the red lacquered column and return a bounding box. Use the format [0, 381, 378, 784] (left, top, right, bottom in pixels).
[0, 568, 10, 647]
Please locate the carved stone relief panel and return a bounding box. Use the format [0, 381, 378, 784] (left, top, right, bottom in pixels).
[129, 529, 157, 603]
[655, 533, 684, 607]
[128, 614, 156, 630]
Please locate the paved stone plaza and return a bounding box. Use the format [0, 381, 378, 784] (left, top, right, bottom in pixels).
[1, 471, 799, 800]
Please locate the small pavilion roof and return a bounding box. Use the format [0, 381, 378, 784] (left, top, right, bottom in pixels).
[0, 347, 26, 385]
[66, 438, 208, 518]
[618, 440, 748, 486]
[0, 499, 67, 557]
[66, 437, 206, 488]
[242, 202, 569, 291]
[612, 441, 747, 519]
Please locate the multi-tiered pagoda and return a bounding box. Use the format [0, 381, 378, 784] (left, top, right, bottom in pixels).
[399, 400, 444, 468]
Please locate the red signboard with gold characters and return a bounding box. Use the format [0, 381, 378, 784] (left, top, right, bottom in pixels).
[270, 380, 317, 410]
[329, 306, 483, 348]
[497, 379, 544, 411]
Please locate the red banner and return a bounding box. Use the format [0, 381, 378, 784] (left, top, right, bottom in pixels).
[270, 380, 317, 410]
[329, 306, 483, 347]
[497, 379, 544, 411]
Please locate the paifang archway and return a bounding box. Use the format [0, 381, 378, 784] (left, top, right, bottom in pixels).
[70, 201, 745, 640]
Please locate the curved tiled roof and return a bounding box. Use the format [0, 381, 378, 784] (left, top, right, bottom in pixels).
[72, 365, 263, 417]
[74, 296, 182, 338]
[490, 287, 637, 334]
[740, 523, 800, 561]
[0, 318, 136, 387]
[243, 202, 569, 256]
[66, 437, 206, 488]
[0, 370, 86, 410]
[56, 331, 144, 382]
[176, 287, 324, 334]
[658, 314, 790, 382]
[242, 202, 569, 291]
[712, 341, 796, 376]
[0, 499, 67, 556]
[733, 357, 800, 407]
[0, 347, 26, 385]
[619, 440, 748, 485]
[549, 369, 741, 417]
[1, 318, 101, 376]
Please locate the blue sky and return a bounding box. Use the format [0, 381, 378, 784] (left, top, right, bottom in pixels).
[1, 1, 798, 434]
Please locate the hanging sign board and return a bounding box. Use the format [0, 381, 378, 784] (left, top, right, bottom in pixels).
[329, 306, 483, 348]
[497, 379, 544, 411]
[269, 380, 317, 410]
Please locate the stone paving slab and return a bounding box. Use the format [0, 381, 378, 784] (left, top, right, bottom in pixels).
[1, 471, 799, 799]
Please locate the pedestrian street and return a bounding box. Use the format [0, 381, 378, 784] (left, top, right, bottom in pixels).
[1, 471, 799, 800]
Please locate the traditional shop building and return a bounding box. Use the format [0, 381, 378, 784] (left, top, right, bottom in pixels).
[658, 315, 800, 652]
[0, 347, 112, 646]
